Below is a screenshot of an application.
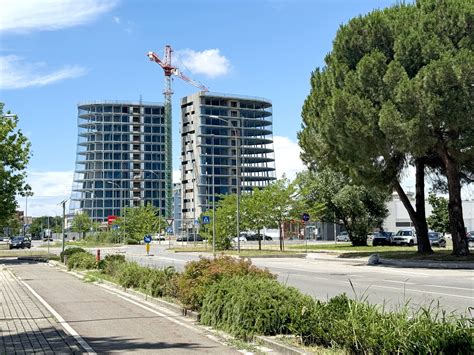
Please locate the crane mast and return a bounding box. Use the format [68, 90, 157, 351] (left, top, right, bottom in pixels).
[146, 45, 208, 218]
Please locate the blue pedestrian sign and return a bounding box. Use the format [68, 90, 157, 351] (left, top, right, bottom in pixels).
[194, 219, 199, 225]
[202, 216, 210, 225]
[166, 227, 173, 233]
[302, 213, 310, 222]
[144, 235, 152, 243]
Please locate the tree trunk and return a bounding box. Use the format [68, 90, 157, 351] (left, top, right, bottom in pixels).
[258, 228, 262, 250]
[393, 177, 431, 253]
[414, 159, 432, 254]
[279, 222, 284, 251]
[439, 147, 469, 256]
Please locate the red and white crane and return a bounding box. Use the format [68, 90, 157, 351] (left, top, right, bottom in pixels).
[146, 45, 208, 218]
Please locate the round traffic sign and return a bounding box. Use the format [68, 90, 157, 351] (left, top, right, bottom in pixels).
[144, 235, 152, 243]
[302, 213, 310, 222]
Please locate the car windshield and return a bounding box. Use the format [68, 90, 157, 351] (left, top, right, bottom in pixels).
[428, 233, 439, 240]
[396, 231, 412, 236]
[12, 237, 23, 241]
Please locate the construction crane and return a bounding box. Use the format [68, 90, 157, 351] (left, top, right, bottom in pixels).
[146, 45, 208, 218]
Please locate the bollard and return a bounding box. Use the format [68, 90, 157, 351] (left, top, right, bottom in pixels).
[96, 249, 101, 262]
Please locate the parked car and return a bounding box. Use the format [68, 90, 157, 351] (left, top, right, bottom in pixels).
[391, 230, 417, 246]
[428, 232, 446, 248]
[246, 233, 272, 241]
[153, 234, 166, 241]
[176, 234, 203, 242]
[336, 231, 349, 242]
[232, 236, 247, 244]
[466, 231, 474, 248]
[371, 232, 392, 246]
[9, 236, 31, 249]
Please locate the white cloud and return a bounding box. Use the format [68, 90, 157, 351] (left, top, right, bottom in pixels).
[0, 55, 87, 89]
[175, 49, 231, 78]
[273, 136, 305, 180]
[0, 0, 117, 33]
[113, 16, 121, 24]
[17, 171, 74, 217]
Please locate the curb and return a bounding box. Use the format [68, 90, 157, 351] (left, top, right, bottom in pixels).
[378, 258, 474, 270]
[255, 336, 308, 355]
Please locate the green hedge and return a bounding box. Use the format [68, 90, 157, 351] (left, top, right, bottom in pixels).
[60, 247, 87, 262]
[66, 251, 96, 270]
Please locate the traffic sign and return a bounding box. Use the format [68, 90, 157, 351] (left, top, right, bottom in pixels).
[202, 216, 210, 225]
[302, 213, 310, 222]
[194, 219, 199, 225]
[144, 235, 152, 243]
[166, 227, 173, 233]
[166, 218, 174, 226]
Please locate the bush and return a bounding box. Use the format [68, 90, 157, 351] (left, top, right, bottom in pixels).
[201, 275, 314, 339]
[67, 251, 96, 270]
[60, 247, 87, 262]
[176, 256, 275, 310]
[115, 262, 144, 288]
[100, 254, 127, 277]
[138, 266, 177, 298]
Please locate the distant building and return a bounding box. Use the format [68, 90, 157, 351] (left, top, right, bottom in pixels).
[383, 192, 474, 232]
[180, 92, 276, 231]
[173, 182, 182, 234]
[70, 101, 170, 221]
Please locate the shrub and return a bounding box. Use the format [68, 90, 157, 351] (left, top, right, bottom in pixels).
[115, 262, 144, 288]
[139, 266, 177, 298]
[60, 247, 87, 262]
[176, 256, 275, 310]
[67, 251, 96, 270]
[201, 275, 314, 339]
[100, 254, 127, 277]
[125, 237, 140, 245]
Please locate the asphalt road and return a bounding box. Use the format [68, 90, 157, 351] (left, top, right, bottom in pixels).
[26, 240, 474, 315]
[118, 243, 474, 316]
[5, 259, 240, 354]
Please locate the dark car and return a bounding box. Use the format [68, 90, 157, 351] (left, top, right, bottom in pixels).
[467, 231, 474, 247]
[428, 232, 446, 248]
[176, 234, 203, 242]
[9, 236, 32, 249]
[371, 232, 392, 246]
[246, 233, 272, 241]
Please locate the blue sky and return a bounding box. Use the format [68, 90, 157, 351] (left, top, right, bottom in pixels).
[1, 0, 400, 216]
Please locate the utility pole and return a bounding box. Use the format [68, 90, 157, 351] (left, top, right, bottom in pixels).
[60, 199, 67, 254]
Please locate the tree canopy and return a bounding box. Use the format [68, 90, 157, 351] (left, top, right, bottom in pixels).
[0, 103, 32, 227]
[299, 0, 473, 255]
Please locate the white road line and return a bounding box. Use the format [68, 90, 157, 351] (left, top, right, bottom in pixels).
[16, 276, 96, 354]
[421, 284, 474, 292]
[371, 284, 474, 300]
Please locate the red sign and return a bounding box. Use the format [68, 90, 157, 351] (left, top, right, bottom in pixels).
[107, 215, 118, 225]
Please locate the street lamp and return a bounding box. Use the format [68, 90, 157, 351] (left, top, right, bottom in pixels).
[107, 180, 124, 243]
[209, 115, 242, 253]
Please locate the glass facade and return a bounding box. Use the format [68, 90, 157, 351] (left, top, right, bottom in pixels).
[70, 101, 167, 221]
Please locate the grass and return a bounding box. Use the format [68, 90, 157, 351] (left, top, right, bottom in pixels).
[171, 247, 305, 257]
[289, 243, 474, 262]
[276, 336, 345, 354]
[0, 249, 56, 257]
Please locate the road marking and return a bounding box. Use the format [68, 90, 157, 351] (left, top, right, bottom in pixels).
[379, 279, 416, 285]
[371, 284, 474, 300]
[421, 284, 474, 292]
[17, 276, 96, 354]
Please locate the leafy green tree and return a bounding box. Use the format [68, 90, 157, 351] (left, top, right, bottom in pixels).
[117, 204, 163, 243]
[0, 213, 21, 237]
[261, 178, 295, 251]
[243, 188, 275, 250]
[70, 213, 92, 239]
[299, 0, 473, 255]
[0, 103, 32, 228]
[296, 169, 389, 246]
[427, 194, 450, 234]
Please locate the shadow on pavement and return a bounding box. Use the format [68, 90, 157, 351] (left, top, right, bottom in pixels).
[0, 257, 48, 265]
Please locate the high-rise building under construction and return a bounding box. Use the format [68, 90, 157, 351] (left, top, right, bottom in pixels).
[180, 92, 276, 230]
[70, 100, 170, 221]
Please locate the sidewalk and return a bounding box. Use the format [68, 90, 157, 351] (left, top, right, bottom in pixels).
[0, 266, 83, 354]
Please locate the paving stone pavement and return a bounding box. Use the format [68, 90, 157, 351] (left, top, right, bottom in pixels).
[0, 266, 83, 354]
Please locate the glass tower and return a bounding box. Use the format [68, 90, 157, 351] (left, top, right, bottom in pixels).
[70, 100, 168, 221]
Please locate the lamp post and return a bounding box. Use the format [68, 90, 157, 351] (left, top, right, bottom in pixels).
[208, 115, 242, 253]
[107, 180, 124, 243]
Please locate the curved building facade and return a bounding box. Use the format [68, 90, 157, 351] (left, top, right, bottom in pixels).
[180, 92, 276, 230]
[70, 100, 169, 221]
